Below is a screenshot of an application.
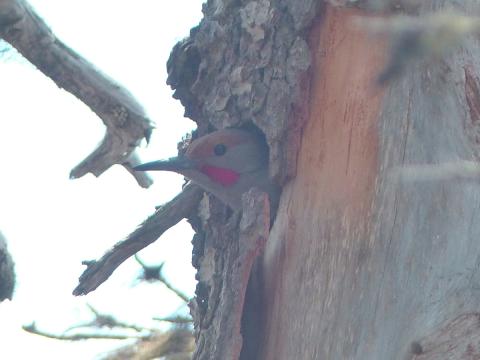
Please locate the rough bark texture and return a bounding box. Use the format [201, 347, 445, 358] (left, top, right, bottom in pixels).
[0, 0, 153, 186]
[0, 231, 15, 301]
[167, 0, 319, 185]
[5, 0, 478, 358]
[190, 189, 270, 360]
[169, 0, 480, 359]
[167, 0, 321, 359]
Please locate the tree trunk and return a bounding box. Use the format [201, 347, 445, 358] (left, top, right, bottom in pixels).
[2, 0, 479, 357]
[259, 4, 480, 360]
[167, 1, 480, 359]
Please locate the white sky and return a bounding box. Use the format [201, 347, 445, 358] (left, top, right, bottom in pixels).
[0, 0, 204, 358]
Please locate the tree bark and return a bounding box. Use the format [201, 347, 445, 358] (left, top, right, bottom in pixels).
[166, 0, 320, 358]
[260, 4, 480, 360]
[169, 1, 480, 359]
[4, 0, 478, 358]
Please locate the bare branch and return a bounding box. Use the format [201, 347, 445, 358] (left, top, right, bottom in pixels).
[153, 315, 193, 324]
[0, 0, 154, 185]
[64, 304, 157, 333]
[98, 328, 194, 360]
[155, 271, 191, 304]
[73, 183, 204, 296]
[133, 256, 167, 283]
[23, 323, 147, 341]
[134, 255, 191, 303]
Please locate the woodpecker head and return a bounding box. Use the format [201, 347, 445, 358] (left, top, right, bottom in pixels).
[134, 129, 272, 210]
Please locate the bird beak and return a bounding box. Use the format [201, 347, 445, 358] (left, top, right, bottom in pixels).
[133, 156, 196, 172]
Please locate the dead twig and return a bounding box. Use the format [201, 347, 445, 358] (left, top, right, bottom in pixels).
[153, 315, 193, 324]
[23, 322, 148, 341]
[98, 327, 194, 360]
[73, 183, 204, 296]
[64, 304, 155, 333]
[134, 256, 191, 303]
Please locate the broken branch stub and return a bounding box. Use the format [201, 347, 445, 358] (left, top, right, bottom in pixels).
[73, 183, 203, 296]
[0, 0, 153, 186]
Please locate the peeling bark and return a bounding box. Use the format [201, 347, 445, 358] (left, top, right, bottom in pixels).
[167, 0, 321, 359]
[168, 0, 480, 359]
[0, 0, 153, 186]
[167, 0, 319, 185]
[190, 189, 270, 360]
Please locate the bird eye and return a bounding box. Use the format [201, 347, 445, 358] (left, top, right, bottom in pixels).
[213, 143, 227, 156]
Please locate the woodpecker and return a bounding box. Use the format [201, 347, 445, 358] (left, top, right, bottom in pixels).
[134, 129, 277, 211]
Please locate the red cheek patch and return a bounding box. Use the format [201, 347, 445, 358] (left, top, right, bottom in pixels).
[201, 165, 240, 187]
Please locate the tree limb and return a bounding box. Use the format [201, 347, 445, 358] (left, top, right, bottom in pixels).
[153, 315, 193, 324]
[73, 183, 204, 296]
[0, 0, 153, 186]
[98, 328, 194, 360]
[134, 256, 191, 303]
[63, 304, 158, 333]
[23, 322, 147, 341]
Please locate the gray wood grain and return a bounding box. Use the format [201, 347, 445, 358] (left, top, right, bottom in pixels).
[259, 4, 480, 360]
